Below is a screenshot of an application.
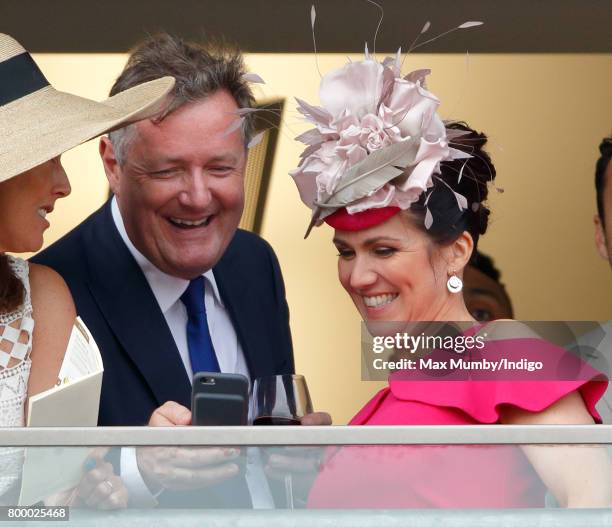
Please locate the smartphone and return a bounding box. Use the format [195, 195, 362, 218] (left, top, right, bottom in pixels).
[191, 372, 249, 426]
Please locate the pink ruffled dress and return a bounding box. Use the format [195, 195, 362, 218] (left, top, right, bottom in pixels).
[308, 335, 607, 509]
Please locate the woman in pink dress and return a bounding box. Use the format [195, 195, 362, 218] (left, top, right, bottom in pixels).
[289, 51, 610, 508]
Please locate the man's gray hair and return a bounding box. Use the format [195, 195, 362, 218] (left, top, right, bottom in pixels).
[108, 33, 256, 165]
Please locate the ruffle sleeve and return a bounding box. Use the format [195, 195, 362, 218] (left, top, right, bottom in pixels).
[387, 337, 608, 424]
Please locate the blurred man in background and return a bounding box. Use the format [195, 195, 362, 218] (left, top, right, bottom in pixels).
[592, 136, 612, 422]
[594, 137, 612, 267]
[464, 251, 514, 322]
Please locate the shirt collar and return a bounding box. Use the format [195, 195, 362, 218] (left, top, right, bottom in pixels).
[110, 197, 224, 313]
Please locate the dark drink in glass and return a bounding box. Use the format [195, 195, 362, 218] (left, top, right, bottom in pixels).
[253, 416, 301, 426]
[250, 374, 313, 508]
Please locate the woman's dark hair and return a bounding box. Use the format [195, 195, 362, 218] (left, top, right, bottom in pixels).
[407, 121, 496, 250]
[0, 254, 24, 313]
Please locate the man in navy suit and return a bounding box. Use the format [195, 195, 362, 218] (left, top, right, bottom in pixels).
[34, 34, 329, 505]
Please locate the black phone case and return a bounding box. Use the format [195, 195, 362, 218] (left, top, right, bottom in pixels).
[191, 372, 249, 426]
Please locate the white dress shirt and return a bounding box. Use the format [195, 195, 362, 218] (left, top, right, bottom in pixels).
[111, 198, 273, 508]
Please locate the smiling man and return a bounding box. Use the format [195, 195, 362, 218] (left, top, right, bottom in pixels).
[101, 89, 246, 282]
[32, 34, 328, 506]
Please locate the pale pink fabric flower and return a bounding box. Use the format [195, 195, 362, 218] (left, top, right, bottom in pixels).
[290, 54, 469, 222]
[319, 60, 384, 119]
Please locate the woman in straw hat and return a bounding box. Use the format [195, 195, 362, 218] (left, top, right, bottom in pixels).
[0, 33, 173, 506]
[290, 50, 611, 507]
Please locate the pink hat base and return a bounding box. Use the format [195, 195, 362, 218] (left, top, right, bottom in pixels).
[324, 206, 401, 231]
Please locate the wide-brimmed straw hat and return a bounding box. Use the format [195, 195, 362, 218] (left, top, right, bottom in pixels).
[0, 33, 175, 183]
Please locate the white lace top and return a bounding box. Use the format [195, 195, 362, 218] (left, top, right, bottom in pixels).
[0, 256, 34, 501]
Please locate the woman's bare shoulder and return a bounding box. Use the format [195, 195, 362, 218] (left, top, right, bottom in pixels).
[28, 263, 76, 316]
[27, 263, 76, 394]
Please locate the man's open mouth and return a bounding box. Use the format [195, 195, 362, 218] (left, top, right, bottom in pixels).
[168, 216, 214, 229]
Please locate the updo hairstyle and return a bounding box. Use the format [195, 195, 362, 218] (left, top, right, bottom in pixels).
[407, 121, 496, 250]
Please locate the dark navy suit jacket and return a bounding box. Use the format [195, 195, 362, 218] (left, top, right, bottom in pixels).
[32, 200, 294, 426]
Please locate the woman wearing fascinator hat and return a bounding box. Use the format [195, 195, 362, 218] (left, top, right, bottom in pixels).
[0, 34, 174, 506]
[290, 46, 611, 507]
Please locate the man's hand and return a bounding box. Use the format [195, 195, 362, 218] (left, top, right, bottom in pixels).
[136, 401, 242, 492]
[148, 401, 192, 426]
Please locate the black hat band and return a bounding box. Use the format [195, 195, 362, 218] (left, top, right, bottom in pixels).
[0, 52, 50, 107]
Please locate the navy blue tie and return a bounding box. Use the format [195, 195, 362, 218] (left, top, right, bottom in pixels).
[180, 276, 220, 373]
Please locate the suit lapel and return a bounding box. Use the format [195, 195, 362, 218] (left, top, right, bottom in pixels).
[213, 243, 275, 380]
[84, 203, 192, 408]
